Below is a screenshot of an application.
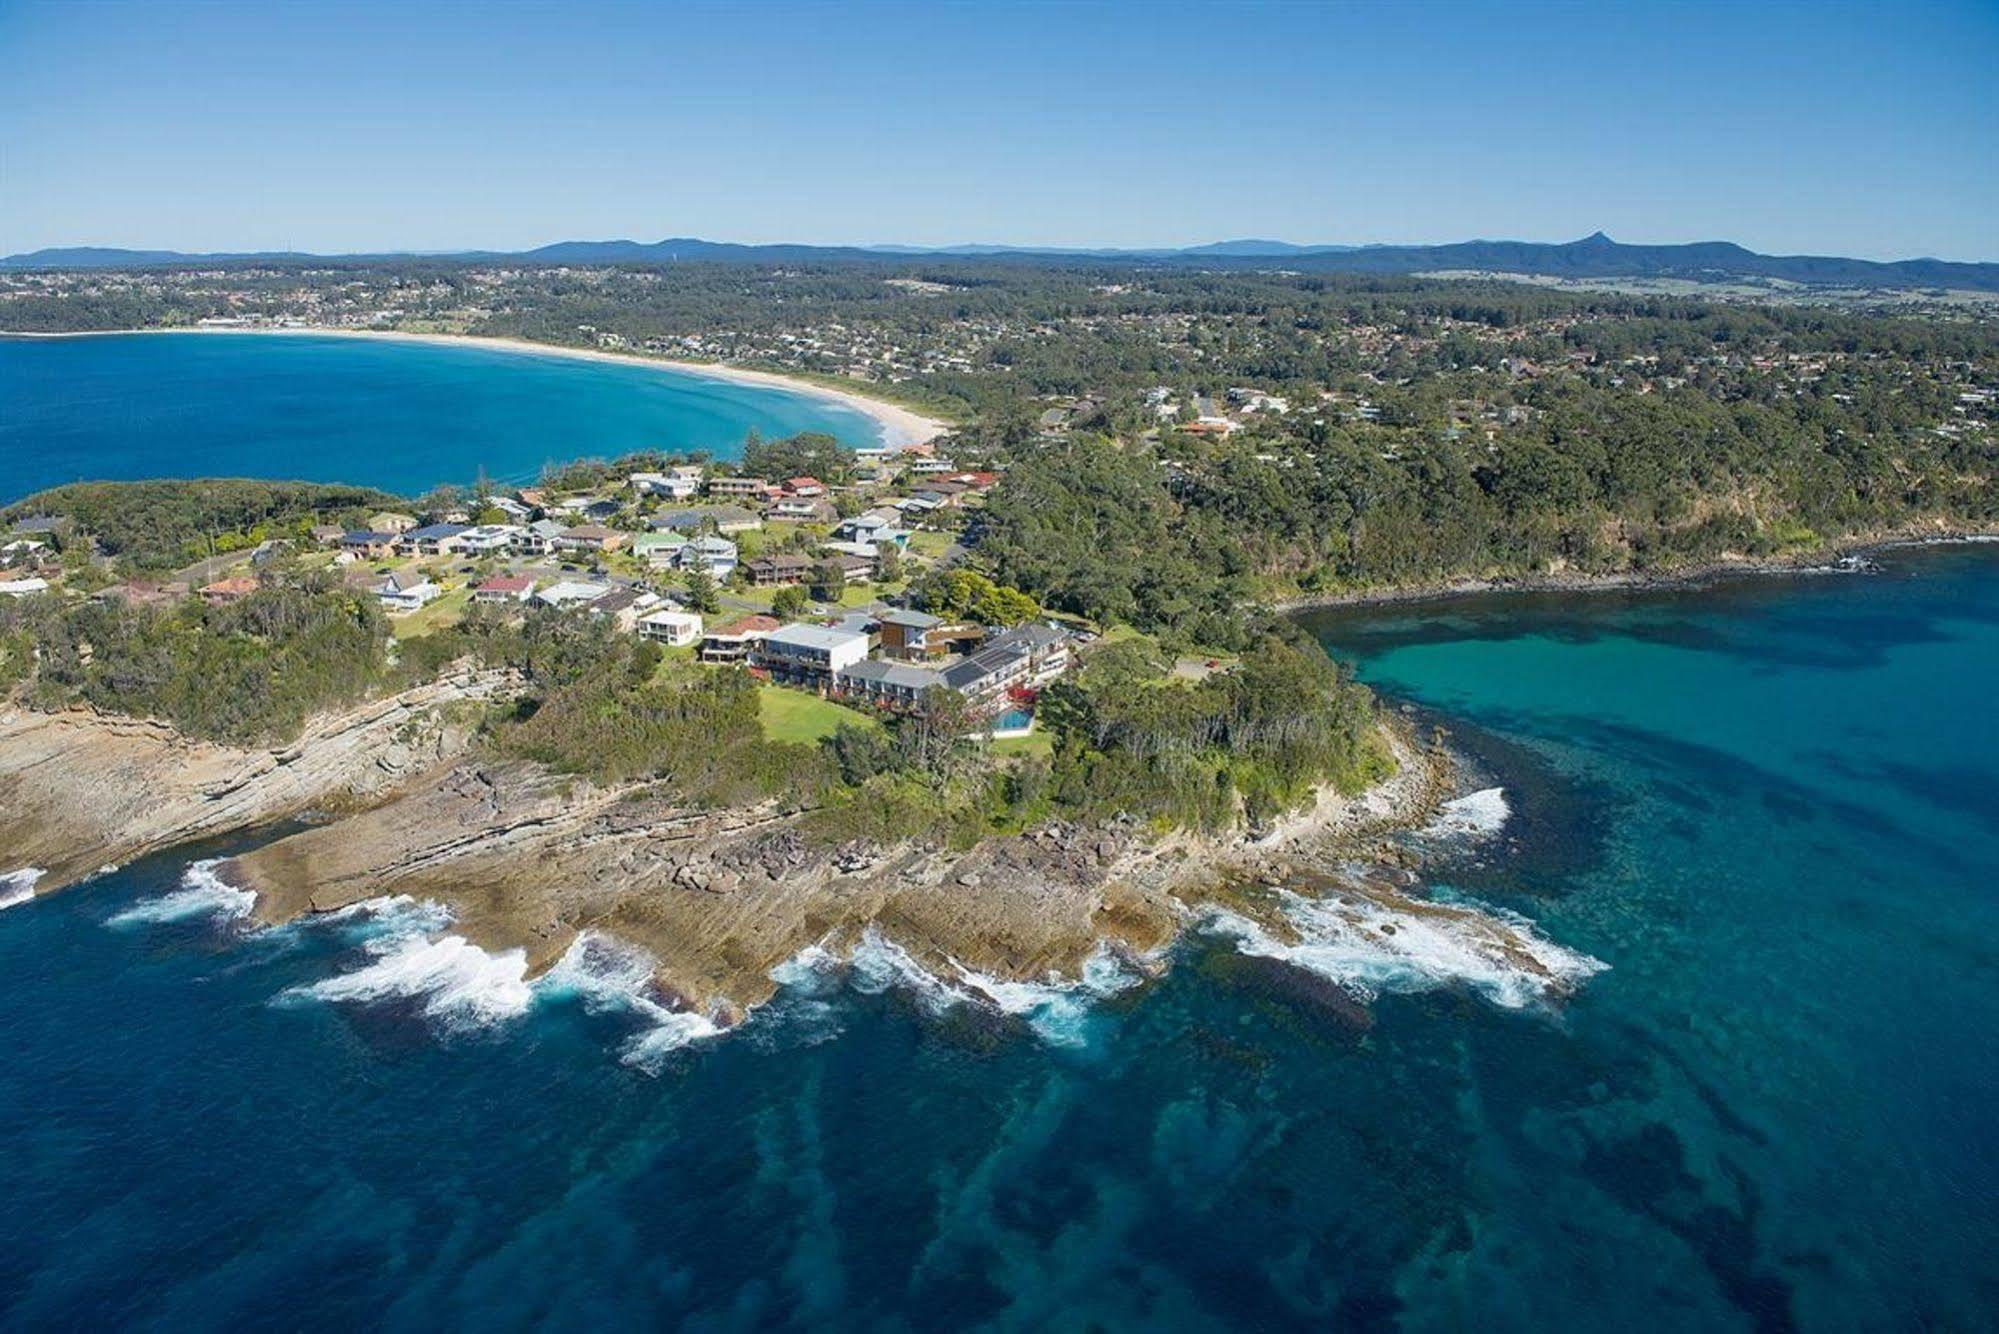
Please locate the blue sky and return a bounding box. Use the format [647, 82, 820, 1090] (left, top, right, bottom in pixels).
[2, 0, 1994, 260]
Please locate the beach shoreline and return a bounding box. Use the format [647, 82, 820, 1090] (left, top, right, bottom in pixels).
[0, 326, 953, 451]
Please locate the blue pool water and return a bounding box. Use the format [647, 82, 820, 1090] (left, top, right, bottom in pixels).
[990, 708, 1034, 732]
[0, 333, 889, 504]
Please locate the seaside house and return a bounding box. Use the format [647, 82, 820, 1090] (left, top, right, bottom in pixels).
[876, 608, 947, 661]
[745, 554, 813, 588]
[375, 570, 441, 614]
[756, 622, 871, 687]
[781, 476, 827, 498]
[630, 471, 699, 500]
[940, 638, 1033, 716]
[554, 525, 629, 554]
[471, 573, 537, 605]
[489, 496, 535, 523]
[985, 622, 1073, 687]
[699, 614, 780, 664]
[515, 518, 568, 555]
[674, 536, 739, 578]
[584, 585, 663, 633]
[633, 532, 689, 568]
[704, 477, 767, 500]
[398, 523, 472, 556]
[368, 511, 419, 534]
[456, 524, 523, 556]
[637, 608, 703, 647]
[534, 579, 614, 610]
[310, 525, 345, 546]
[832, 658, 943, 712]
[769, 497, 837, 523]
[339, 531, 398, 559]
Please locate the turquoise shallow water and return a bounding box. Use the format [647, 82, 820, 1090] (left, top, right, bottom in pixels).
[0, 333, 888, 503]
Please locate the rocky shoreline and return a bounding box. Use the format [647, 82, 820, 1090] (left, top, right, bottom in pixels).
[0, 684, 1590, 1035]
[1270, 523, 1999, 614]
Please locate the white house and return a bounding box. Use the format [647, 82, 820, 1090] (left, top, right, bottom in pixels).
[376, 571, 441, 613]
[637, 608, 703, 647]
[757, 622, 871, 686]
[630, 470, 700, 500]
[534, 579, 614, 610]
[675, 536, 738, 578]
[456, 524, 523, 555]
[515, 519, 568, 555]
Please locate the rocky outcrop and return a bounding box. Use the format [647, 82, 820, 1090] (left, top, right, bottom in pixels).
[0, 668, 513, 891]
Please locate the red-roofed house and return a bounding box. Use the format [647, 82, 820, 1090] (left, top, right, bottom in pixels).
[472, 574, 537, 605]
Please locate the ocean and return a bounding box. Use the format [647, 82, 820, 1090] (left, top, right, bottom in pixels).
[0, 333, 891, 504]
[2, 545, 1993, 1330]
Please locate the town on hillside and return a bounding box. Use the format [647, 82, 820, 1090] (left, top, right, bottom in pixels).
[0, 438, 1080, 742]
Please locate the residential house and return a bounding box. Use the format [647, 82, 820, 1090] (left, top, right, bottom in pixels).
[368, 511, 419, 534]
[515, 519, 568, 555]
[984, 622, 1073, 687]
[632, 532, 689, 568]
[630, 470, 699, 500]
[704, 477, 766, 500]
[375, 571, 441, 614]
[0, 538, 49, 567]
[699, 614, 780, 664]
[756, 622, 871, 686]
[781, 476, 826, 498]
[456, 524, 523, 556]
[339, 531, 397, 559]
[833, 659, 944, 711]
[637, 608, 703, 647]
[554, 525, 628, 554]
[824, 540, 881, 567]
[398, 523, 471, 556]
[674, 536, 739, 578]
[199, 576, 259, 605]
[310, 525, 345, 546]
[653, 505, 762, 536]
[835, 514, 907, 547]
[585, 586, 663, 633]
[489, 496, 535, 523]
[471, 574, 537, 605]
[831, 554, 874, 585]
[876, 608, 946, 661]
[534, 579, 614, 610]
[745, 554, 813, 588]
[768, 497, 837, 523]
[940, 638, 1033, 716]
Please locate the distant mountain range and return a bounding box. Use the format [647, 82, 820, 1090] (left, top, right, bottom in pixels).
[5, 232, 1996, 292]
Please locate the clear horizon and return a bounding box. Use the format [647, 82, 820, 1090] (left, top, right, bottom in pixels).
[3, 0, 1995, 263]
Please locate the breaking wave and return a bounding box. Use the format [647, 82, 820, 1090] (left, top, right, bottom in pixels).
[778, 930, 1144, 1048]
[105, 860, 255, 928]
[535, 932, 726, 1072]
[1203, 888, 1605, 1011]
[1424, 786, 1511, 838]
[0, 866, 45, 910]
[278, 898, 531, 1031]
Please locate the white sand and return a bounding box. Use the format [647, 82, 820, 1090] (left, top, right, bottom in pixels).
[5, 326, 952, 449]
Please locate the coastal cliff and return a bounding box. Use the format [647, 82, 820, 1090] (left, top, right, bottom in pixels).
[0, 668, 514, 890]
[0, 680, 1597, 1030]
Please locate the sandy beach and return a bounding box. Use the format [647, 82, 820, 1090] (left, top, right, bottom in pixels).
[4, 326, 952, 450]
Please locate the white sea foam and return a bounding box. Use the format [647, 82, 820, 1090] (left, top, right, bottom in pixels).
[1424, 786, 1511, 838]
[534, 932, 726, 1072]
[778, 929, 1144, 1048]
[283, 931, 534, 1029]
[105, 860, 255, 928]
[1204, 889, 1605, 1011]
[0, 866, 45, 910]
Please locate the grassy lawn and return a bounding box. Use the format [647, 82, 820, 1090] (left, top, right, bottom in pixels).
[987, 729, 1054, 760]
[904, 530, 951, 559]
[389, 586, 471, 638]
[756, 685, 880, 744]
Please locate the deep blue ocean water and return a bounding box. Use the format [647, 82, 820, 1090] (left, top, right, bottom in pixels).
[0, 333, 888, 504]
[3, 546, 1993, 1330]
